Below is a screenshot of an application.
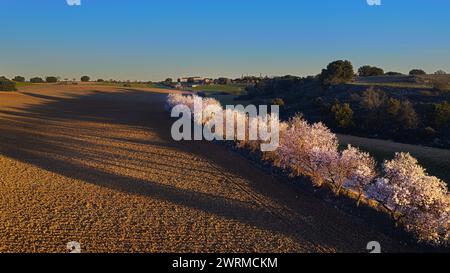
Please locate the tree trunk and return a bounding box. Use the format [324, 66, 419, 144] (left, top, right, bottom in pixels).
[335, 184, 342, 196]
[357, 192, 363, 206]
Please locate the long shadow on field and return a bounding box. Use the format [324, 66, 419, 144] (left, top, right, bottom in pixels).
[0, 88, 418, 252]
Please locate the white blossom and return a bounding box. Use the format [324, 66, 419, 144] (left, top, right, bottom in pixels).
[381, 153, 449, 244]
[339, 145, 377, 196]
[277, 116, 339, 186]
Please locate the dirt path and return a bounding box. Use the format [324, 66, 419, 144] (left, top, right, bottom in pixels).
[0, 84, 418, 253]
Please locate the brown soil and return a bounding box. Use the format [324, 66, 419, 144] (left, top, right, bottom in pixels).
[0, 84, 419, 253]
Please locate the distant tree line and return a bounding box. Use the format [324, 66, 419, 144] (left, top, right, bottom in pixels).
[242, 60, 450, 148]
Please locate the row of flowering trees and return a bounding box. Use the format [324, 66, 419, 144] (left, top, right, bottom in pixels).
[276, 116, 449, 245]
[166, 94, 449, 246]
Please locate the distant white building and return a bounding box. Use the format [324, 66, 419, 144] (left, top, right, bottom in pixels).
[177, 77, 212, 88]
[178, 77, 204, 84]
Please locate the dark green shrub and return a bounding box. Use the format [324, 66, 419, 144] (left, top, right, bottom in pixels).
[30, 77, 44, 83]
[331, 101, 354, 128]
[271, 98, 285, 107]
[13, 76, 25, 82]
[46, 76, 58, 83]
[397, 100, 419, 129]
[0, 77, 17, 91]
[409, 69, 426, 76]
[434, 102, 450, 129]
[81, 76, 90, 82]
[358, 65, 384, 77]
[319, 60, 354, 85]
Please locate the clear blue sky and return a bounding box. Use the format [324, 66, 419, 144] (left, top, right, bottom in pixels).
[1, 0, 449, 81]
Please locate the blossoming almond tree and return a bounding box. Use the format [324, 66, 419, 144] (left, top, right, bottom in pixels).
[194, 97, 223, 126]
[168, 94, 224, 126]
[277, 116, 339, 187]
[379, 153, 449, 244]
[339, 145, 378, 203]
[167, 93, 195, 111]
